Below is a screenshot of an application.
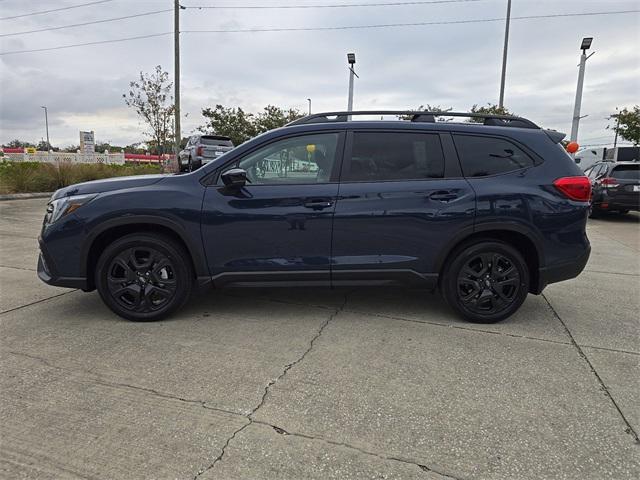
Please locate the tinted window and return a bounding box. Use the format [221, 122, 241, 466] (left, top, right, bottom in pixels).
[345, 132, 444, 181]
[232, 133, 339, 184]
[612, 165, 639, 180]
[201, 136, 233, 147]
[453, 135, 535, 177]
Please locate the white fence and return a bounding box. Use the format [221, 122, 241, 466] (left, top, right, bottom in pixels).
[1, 151, 126, 165]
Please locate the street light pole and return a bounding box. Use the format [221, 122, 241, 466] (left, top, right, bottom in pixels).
[40, 106, 50, 150]
[174, 0, 183, 164]
[498, 0, 511, 109]
[307, 98, 312, 115]
[347, 53, 358, 119]
[570, 37, 594, 145]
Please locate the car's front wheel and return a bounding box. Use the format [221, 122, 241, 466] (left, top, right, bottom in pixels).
[442, 241, 529, 323]
[95, 233, 193, 321]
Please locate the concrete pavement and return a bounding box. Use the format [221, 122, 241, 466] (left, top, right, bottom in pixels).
[0, 198, 638, 479]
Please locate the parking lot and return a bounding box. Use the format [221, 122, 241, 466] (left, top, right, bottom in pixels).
[0, 197, 638, 479]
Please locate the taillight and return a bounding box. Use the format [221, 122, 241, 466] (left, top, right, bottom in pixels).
[553, 176, 591, 202]
[600, 177, 619, 187]
[196, 146, 204, 156]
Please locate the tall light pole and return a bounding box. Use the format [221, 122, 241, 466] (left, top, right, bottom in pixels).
[498, 0, 511, 109]
[347, 53, 358, 113]
[40, 106, 50, 150]
[570, 37, 594, 145]
[307, 98, 312, 115]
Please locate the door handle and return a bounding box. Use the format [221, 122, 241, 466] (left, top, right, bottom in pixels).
[429, 191, 458, 202]
[304, 199, 334, 210]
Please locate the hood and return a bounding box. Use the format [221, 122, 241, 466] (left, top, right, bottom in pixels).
[51, 174, 168, 200]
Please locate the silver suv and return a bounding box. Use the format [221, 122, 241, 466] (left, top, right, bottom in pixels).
[178, 135, 234, 172]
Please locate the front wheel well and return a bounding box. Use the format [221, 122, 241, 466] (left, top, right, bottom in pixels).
[85, 223, 197, 291]
[440, 230, 540, 294]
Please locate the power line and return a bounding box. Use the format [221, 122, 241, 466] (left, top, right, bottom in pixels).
[0, 9, 172, 37]
[0, 32, 172, 56]
[1, 9, 637, 56]
[0, 0, 117, 21]
[183, 9, 640, 33]
[186, 0, 484, 9]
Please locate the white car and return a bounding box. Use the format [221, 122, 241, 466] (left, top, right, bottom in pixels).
[178, 135, 234, 172]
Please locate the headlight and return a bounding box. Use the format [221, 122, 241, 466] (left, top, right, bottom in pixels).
[45, 194, 97, 224]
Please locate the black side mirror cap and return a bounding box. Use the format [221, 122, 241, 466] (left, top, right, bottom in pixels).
[221, 168, 248, 187]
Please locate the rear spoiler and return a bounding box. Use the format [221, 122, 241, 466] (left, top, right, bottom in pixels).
[544, 129, 566, 144]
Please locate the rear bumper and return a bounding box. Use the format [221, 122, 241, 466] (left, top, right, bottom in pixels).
[37, 241, 88, 290]
[535, 245, 590, 293]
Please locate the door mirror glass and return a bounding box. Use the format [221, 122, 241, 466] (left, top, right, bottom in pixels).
[221, 168, 249, 187]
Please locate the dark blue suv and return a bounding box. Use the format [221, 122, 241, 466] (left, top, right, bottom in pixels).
[38, 111, 591, 323]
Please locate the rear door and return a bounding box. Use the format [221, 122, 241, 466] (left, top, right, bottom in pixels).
[607, 164, 640, 208]
[330, 130, 475, 287]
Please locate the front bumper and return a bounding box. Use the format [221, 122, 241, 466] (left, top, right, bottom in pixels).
[37, 240, 88, 290]
[535, 244, 590, 293]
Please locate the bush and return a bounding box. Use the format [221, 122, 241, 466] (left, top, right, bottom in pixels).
[0, 161, 162, 194]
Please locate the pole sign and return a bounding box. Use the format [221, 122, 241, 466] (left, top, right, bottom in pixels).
[80, 131, 95, 154]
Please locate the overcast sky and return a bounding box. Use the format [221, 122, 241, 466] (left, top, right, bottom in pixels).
[0, 0, 638, 148]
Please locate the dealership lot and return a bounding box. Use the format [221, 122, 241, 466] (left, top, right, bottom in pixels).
[0, 198, 638, 479]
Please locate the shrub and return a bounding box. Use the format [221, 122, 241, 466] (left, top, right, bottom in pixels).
[0, 161, 162, 194]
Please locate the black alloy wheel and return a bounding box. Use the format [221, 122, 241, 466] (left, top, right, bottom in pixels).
[442, 241, 529, 323]
[96, 233, 193, 321]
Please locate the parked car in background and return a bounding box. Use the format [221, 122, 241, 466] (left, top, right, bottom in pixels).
[178, 135, 234, 172]
[38, 110, 591, 324]
[585, 161, 640, 217]
[575, 146, 640, 171]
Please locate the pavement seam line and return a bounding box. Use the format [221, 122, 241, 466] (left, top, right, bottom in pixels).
[0, 264, 37, 272]
[542, 293, 640, 444]
[0, 290, 77, 316]
[250, 421, 462, 480]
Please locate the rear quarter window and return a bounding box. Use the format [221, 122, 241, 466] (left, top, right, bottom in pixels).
[453, 134, 536, 177]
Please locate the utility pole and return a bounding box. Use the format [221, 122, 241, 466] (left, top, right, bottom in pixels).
[498, 0, 511, 109]
[307, 98, 312, 115]
[570, 37, 594, 145]
[174, 1, 182, 161]
[613, 107, 619, 148]
[40, 106, 50, 150]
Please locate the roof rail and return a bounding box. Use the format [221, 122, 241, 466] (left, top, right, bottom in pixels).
[288, 110, 540, 129]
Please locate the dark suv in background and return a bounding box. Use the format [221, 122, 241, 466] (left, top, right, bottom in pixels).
[38, 111, 591, 323]
[178, 134, 234, 172]
[584, 161, 640, 217]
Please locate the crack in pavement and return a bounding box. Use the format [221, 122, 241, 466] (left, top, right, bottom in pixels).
[0, 264, 38, 272]
[192, 291, 353, 479]
[542, 293, 640, 444]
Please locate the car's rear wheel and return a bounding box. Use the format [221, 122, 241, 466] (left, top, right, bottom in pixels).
[442, 241, 529, 323]
[95, 233, 193, 321]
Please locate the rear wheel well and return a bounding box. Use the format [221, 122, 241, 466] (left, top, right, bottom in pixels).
[86, 224, 196, 290]
[441, 230, 540, 293]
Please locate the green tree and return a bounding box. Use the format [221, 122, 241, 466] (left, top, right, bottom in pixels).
[199, 104, 303, 146]
[397, 105, 452, 120]
[468, 103, 514, 122]
[608, 106, 640, 145]
[123, 65, 175, 155]
[4, 139, 35, 148]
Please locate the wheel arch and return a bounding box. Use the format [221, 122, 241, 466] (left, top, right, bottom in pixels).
[437, 224, 544, 294]
[82, 216, 208, 291]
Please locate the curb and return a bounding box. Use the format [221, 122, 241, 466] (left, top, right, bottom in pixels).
[0, 192, 53, 201]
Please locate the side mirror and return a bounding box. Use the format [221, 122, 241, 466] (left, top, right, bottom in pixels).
[221, 168, 249, 187]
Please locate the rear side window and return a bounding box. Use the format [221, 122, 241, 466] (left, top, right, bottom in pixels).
[201, 136, 233, 147]
[344, 132, 444, 181]
[611, 165, 639, 180]
[453, 135, 535, 177]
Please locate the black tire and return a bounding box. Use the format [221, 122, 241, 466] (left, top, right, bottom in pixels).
[441, 240, 529, 324]
[588, 204, 600, 218]
[95, 233, 193, 321]
[187, 156, 193, 172]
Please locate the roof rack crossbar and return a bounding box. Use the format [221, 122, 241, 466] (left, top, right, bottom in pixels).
[288, 110, 539, 129]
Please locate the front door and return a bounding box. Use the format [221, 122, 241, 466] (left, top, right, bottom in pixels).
[201, 131, 344, 286]
[331, 130, 476, 287]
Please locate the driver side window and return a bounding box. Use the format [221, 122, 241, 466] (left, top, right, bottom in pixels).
[225, 133, 340, 185]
